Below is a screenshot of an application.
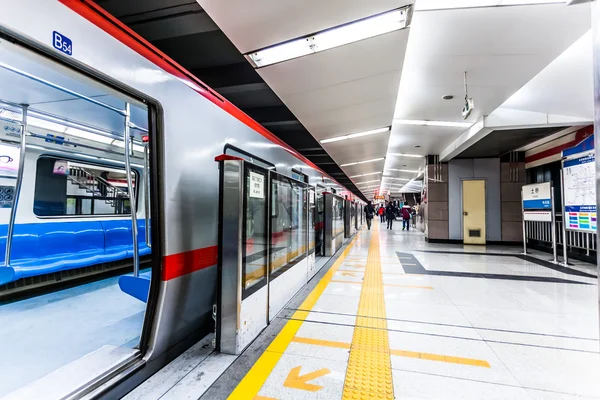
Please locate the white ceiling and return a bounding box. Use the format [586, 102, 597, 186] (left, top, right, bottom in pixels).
[199, 0, 592, 198]
[500, 29, 594, 120]
[385, 1, 591, 195]
[198, 0, 413, 197]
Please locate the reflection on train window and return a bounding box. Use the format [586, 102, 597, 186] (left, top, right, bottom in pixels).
[332, 196, 344, 238]
[33, 157, 137, 217]
[270, 175, 307, 275]
[243, 168, 267, 290]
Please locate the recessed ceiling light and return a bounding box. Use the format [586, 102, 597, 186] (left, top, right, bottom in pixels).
[394, 119, 472, 128]
[246, 7, 411, 67]
[442, 95, 454, 100]
[414, 145, 421, 148]
[320, 127, 390, 144]
[340, 157, 385, 167]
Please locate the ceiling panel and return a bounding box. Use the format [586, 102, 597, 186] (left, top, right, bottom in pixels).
[198, 0, 413, 53]
[324, 133, 390, 160]
[302, 97, 397, 137]
[501, 30, 594, 120]
[255, 29, 409, 95]
[388, 2, 591, 161]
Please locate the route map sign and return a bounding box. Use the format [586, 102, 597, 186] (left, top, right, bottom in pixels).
[563, 152, 596, 232]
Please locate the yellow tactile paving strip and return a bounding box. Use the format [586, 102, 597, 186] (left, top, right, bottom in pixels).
[228, 231, 362, 400]
[341, 228, 395, 400]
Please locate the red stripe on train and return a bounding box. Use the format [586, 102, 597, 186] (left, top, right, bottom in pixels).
[162, 246, 218, 281]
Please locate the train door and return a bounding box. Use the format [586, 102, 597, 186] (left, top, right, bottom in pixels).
[307, 186, 317, 279]
[217, 157, 269, 354]
[0, 34, 158, 398]
[268, 172, 308, 321]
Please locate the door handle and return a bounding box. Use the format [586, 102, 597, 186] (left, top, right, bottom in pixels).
[463, 211, 468, 216]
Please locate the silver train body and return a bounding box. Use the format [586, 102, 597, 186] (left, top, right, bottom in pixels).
[0, 0, 363, 397]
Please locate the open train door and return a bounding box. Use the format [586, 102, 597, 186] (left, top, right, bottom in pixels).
[215, 155, 269, 355]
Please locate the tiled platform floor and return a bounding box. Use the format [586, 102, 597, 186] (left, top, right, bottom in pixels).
[225, 220, 600, 400]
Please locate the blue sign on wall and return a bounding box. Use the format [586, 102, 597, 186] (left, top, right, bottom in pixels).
[53, 31, 72, 56]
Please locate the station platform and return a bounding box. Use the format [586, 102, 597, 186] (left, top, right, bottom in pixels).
[128, 221, 599, 400]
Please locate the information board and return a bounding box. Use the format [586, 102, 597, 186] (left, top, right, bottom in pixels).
[563, 152, 596, 231]
[522, 182, 552, 210]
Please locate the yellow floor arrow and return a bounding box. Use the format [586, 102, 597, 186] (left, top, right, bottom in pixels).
[341, 272, 357, 277]
[284, 366, 330, 392]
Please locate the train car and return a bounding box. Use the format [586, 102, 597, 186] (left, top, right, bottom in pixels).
[0, 119, 150, 291]
[0, 0, 364, 398]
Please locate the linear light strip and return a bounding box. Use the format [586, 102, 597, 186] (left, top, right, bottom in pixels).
[394, 119, 473, 128]
[415, 0, 565, 11]
[387, 153, 423, 158]
[350, 171, 383, 178]
[340, 157, 385, 167]
[246, 7, 410, 68]
[321, 127, 390, 144]
[386, 168, 419, 173]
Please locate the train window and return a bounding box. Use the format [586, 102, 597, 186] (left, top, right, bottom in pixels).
[332, 196, 344, 239]
[242, 166, 268, 292]
[291, 169, 308, 183]
[270, 174, 307, 277]
[33, 157, 137, 217]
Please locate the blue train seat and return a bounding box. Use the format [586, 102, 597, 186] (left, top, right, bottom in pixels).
[0, 220, 151, 285]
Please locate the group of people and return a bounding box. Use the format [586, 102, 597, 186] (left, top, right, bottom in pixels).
[363, 200, 416, 231]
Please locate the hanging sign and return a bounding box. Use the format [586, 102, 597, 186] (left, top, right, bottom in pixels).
[563, 152, 596, 231]
[249, 171, 264, 199]
[522, 182, 552, 210]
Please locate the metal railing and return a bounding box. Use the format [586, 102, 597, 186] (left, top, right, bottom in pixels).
[67, 166, 131, 206]
[525, 217, 597, 255]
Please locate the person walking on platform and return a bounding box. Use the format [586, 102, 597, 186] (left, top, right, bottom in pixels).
[385, 201, 396, 230]
[364, 201, 375, 230]
[378, 205, 385, 222]
[401, 204, 411, 231]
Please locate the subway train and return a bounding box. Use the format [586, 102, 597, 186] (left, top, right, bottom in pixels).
[0, 0, 364, 398]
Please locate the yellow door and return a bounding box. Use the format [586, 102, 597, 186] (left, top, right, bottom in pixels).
[462, 180, 486, 245]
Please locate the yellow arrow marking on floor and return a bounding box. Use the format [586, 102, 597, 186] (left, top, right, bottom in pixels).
[284, 366, 331, 392]
[341, 272, 357, 277]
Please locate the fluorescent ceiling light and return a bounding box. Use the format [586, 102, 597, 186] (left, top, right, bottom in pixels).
[320, 127, 390, 144]
[340, 157, 385, 167]
[387, 168, 419, 173]
[388, 153, 423, 158]
[246, 7, 410, 67]
[356, 180, 381, 185]
[383, 177, 410, 181]
[415, 0, 565, 11]
[394, 119, 473, 128]
[350, 171, 383, 178]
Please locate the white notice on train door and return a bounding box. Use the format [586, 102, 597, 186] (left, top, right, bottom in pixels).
[249, 171, 264, 199]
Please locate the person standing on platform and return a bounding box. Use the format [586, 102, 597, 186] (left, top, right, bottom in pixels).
[402, 204, 411, 231]
[364, 201, 375, 230]
[386, 201, 396, 230]
[378, 204, 385, 222]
